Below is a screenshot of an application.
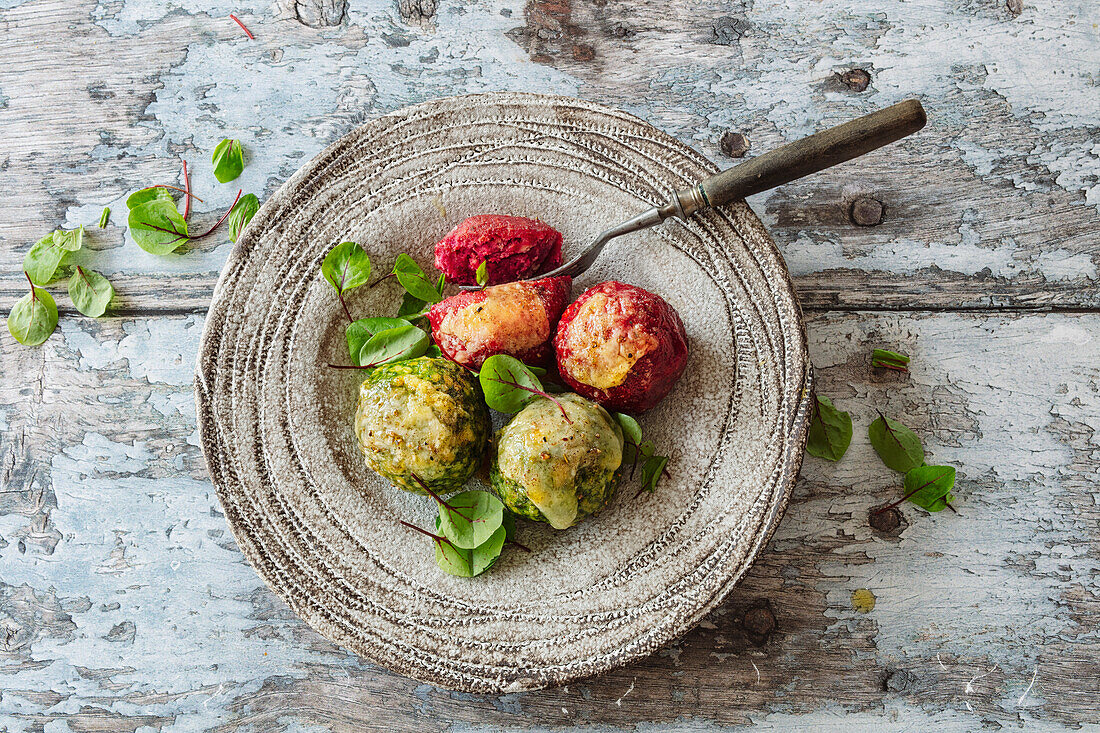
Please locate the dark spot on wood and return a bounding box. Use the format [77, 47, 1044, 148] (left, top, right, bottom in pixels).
[869, 506, 902, 533]
[850, 196, 885, 226]
[713, 16, 750, 46]
[883, 667, 917, 693]
[839, 68, 871, 92]
[741, 600, 776, 642]
[382, 32, 411, 47]
[104, 620, 136, 643]
[100, 602, 121, 612]
[719, 131, 750, 158]
[294, 0, 347, 27]
[607, 21, 635, 39]
[87, 84, 115, 101]
[1006, 0, 1023, 14]
[572, 43, 595, 61]
[397, 0, 437, 24]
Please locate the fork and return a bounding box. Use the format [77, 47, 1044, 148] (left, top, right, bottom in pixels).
[458, 99, 926, 288]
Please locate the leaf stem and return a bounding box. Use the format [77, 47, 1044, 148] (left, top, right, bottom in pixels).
[505, 538, 531, 553]
[181, 158, 192, 220]
[189, 189, 242, 240]
[337, 291, 353, 322]
[155, 184, 204, 203]
[229, 13, 255, 39]
[76, 266, 92, 287]
[490, 369, 573, 424]
[369, 273, 395, 288]
[24, 271, 35, 299]
[411, 473, 475, 521]
[398, 520, 448, 545]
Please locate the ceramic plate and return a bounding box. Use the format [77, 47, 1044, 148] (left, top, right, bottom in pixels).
[196, 92, 811, 693]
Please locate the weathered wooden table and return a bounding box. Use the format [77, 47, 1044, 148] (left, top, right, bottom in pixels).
[3, 0, 1098, 729]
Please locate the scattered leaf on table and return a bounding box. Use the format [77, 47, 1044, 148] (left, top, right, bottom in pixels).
[24, 226, 84, 285]
[868, 414, 925, 473]
[212, 138, 245, 183]
[8, 286, 58, 346]
[129, 197, 189, 255]
[902, 465, 956, 512]
[68, 267, 114, 318]
[228, 193, 260, 243]
[806, 395, 852, 461]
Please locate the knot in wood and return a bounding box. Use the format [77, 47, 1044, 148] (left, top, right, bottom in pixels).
[850, 196, 885, 226]
[713, 16, 750, 46]
[719, 131, 749, 158]
[742, 603, 776, 638]
[839, 68, 871, 92]
[869, 506, 902, 532]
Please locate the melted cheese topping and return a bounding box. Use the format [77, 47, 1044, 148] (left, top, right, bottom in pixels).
[438, 283, 549, 362]
[496, 394, 623, 529]
[355, 373, 474, 479]
[559, 292, 659, 390]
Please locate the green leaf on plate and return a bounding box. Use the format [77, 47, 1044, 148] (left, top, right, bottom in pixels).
[436, 490, 505, 550]
[358, 325, 429, 367]
[321, 241, 371, 295]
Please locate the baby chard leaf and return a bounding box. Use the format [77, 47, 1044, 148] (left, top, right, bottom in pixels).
[228, 193, 260, 243]
[8, 280, 58, 346]
[358, 325, 429, 367]
[613, 412, 643, 447]
[425, 344, 442, 358]
[346, 317, 411, 365]
[397, 292, 429, 319]
[126, 187, 174, 210]
[68, 267, 113, 318]
[98, 207, 111, 228]
[212, 138, 245, 183]
[435, 525, 506, 577]
[806, 395, 852, 462]
[868, 413, 925, 473]
[640, 454, 669, 493]
[322, 241, 372, 294]
[901, 465, 956, 512]
[24, 226, 84, 286]
[392, 254, 444, 304]
[475, 260, 488, 288]
[322, 241, 371, 321]
[479, 354, 544, 413]
[436, 490, 505, 550]
[872, 348, 910, 372]
[129, 198, 189, 254]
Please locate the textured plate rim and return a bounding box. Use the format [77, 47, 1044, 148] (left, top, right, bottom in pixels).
[195, 91, 812, 692]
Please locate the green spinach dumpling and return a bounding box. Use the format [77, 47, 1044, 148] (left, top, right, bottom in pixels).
[355, 357, 489, 494]
[491, 393, 623, 529]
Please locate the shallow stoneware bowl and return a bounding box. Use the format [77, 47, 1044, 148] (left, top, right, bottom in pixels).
[196, 92, 812, 693]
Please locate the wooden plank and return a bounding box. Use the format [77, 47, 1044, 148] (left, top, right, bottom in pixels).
[1, 310, 1096, 728]
[1, 0, 1098, 314]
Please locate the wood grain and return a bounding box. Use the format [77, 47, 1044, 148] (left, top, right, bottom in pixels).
[3, 311, 1098, 728]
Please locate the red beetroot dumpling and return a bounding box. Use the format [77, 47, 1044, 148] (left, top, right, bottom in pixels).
[428, 276, 572, 370]
[554, 281, 688, 414]
[433, 215, 563, 286]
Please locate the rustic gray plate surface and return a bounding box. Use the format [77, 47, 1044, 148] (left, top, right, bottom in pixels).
[196, 92, 812, 693]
